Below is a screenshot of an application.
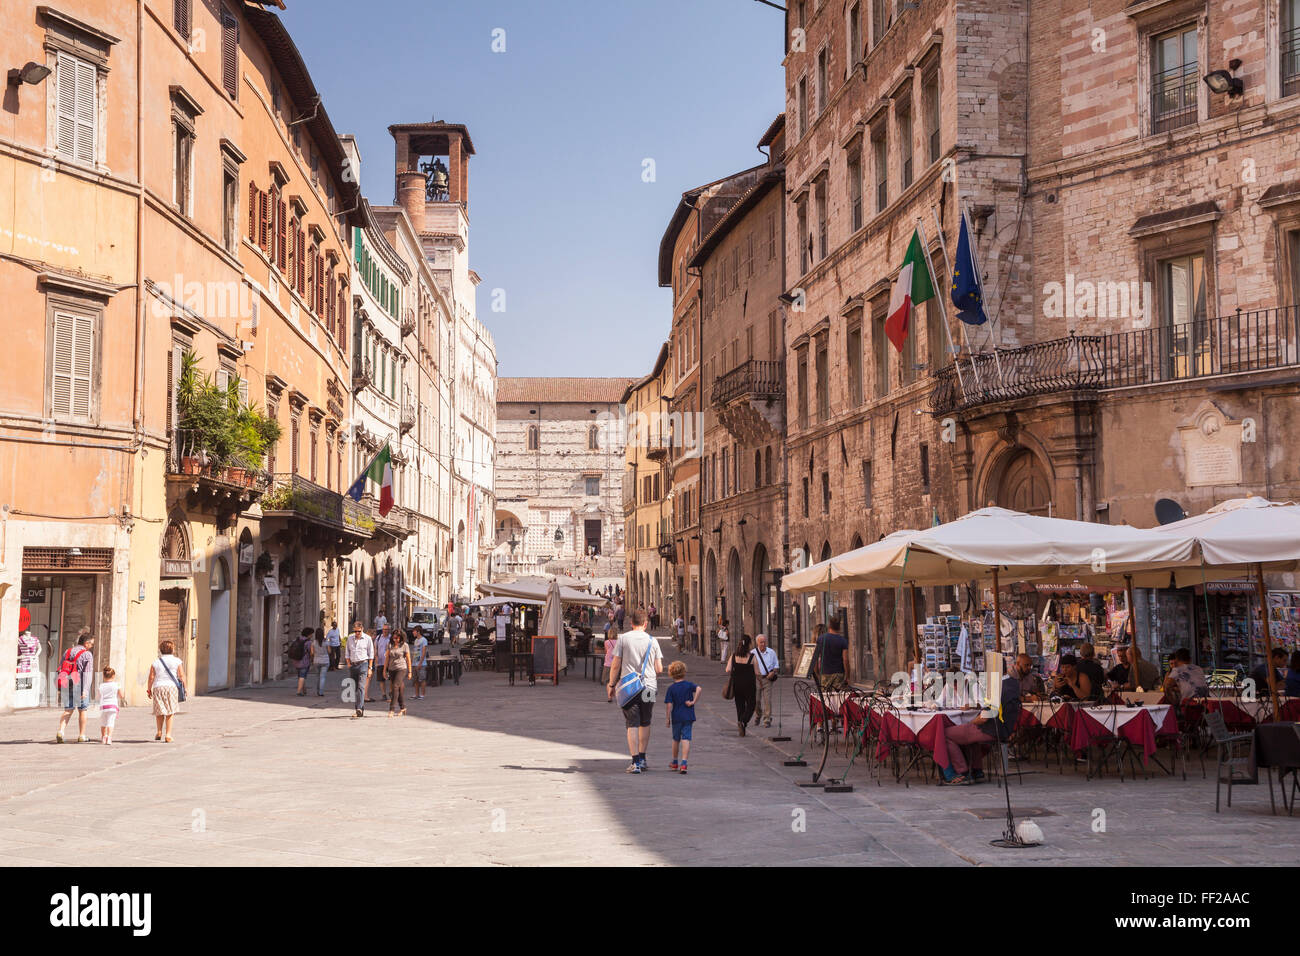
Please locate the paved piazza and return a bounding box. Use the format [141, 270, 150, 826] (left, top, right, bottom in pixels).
[0, 637, 1293, 867]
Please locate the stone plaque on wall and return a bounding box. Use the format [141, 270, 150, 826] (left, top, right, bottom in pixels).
[1179, 401, 1243, 488]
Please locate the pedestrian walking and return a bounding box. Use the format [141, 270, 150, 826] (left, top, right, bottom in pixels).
[601, 624, 618, 692]
[146, 640, 186, 743]
[687, 615, 698, 654]
[717, 618, 731, 668]
[386, 630, 411, 717]
[648, 602, 658, 630]
[448, 610, 463, 646]
[813, 618, 850, 692]
[311, 630, 330, 696]
[374, 608, 388, 632]
[411, 626, 428, 700]
[614, 602, 625, 631]
[290, 627, 313, 696]
[606, 607, 663, 773]
[55, 630, 95, 744]
[98, 666, 121, 746]
[674, 614, 685, 651]
[346, 621, 375, 719]
[752, 634, 779, 728]
[663, 660, 700, 773]
[374, 626, 391, 701]
[325, 621, 342, 670]
[726, 634, 757, 736]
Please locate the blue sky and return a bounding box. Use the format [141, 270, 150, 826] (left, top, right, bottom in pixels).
[279, 0, 785, 378]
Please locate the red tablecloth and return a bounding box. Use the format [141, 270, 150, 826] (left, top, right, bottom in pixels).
[1184, 698, 1256, 732]
[1068, 707, 1166, 763]
[872, 710, 956, 764]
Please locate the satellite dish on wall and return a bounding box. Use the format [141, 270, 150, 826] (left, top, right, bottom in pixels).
[1154, 498, 1187, 525]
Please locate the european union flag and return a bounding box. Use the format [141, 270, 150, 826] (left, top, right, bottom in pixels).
[951, 213, 988, 326]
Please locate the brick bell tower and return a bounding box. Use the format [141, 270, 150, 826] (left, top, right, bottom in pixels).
[388, 120, 476, 233]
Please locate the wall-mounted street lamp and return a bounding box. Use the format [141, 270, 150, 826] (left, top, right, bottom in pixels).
[8, 62, 51, 86]
[1204, 59, 1244, 97]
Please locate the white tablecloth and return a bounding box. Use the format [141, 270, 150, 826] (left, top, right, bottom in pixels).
[892, 708, 981, 734]
[1075, 704, 1171, 733]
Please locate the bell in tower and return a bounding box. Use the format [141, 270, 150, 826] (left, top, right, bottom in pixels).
[422, 157, 449, 202]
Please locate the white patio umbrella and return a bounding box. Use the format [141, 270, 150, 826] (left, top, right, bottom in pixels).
[540, 577, 567, 672]
[1149, 497, 1300, 713]
[476, 578, 608, 607]
[782, 508, 1197, 593]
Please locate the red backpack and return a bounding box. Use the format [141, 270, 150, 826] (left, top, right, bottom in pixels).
[56, 646, 88, 689]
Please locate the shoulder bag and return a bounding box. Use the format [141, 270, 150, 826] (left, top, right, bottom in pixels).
[615, 639, 655, 708]
[755, 648, 778, 683]
[158, 655, 187, 703]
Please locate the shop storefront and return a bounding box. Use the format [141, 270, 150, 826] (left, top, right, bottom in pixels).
[17, 547, 113, 708]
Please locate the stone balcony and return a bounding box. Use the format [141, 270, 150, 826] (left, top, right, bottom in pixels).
[711, 359, 785, 443]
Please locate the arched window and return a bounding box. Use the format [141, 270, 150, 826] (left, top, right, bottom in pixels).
[754, 449, 762, 488]
[764, 446, 773, 487]
[527, 425, 539, 451]
[588, 424, 600, 450]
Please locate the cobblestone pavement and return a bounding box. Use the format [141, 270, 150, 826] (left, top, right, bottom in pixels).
[0, 635, 1294, 866]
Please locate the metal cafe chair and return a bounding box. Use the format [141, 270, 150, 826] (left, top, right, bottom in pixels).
[792, 680, 813, 745]
[1205, 710, 1256, 813]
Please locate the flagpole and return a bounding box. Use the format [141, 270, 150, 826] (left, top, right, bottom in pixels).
[914, 217, 970, 398]
[962, 201, 1006, 384]
[927, 210, 982, 388]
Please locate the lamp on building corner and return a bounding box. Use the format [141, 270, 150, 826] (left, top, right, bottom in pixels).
[7, 62, 51, 86]
[1204, 60, 1244, 97]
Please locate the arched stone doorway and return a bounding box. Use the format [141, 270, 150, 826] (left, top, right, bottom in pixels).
[750, 543, 769, 639]
[725, 548, 742, 631]
[993, 447, 1053, 515]
[704, 550, 718, 633]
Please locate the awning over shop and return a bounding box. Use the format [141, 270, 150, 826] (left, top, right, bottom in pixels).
[402, 584, 436, 604]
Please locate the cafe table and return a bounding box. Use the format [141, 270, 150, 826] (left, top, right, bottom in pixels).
[871, 705, 982, 781]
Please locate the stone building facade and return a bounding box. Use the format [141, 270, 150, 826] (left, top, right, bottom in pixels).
[494, 379, 633, 581]
[694, 126, 788, 658]
[774, 0, 1300, 678]
[623, 345, 672, 616]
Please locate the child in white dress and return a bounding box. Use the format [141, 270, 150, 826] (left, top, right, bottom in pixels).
[99, 667, 121, 745]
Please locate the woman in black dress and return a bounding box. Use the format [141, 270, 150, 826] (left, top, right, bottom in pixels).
[726, 634, 757, 736]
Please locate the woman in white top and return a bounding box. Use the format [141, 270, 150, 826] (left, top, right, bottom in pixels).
[311, 632, 331, 697]
[146, 639, 186, 743]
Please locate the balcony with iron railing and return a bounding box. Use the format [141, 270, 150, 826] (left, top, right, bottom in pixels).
[1151, 61, 1199, 134]
[644, 434, 670, 461]
[711, 359, 784, 408]
[351, 356, 374, 393]
[1285, 25, 1300, 98]
[400, 311, 416, 338]
[261, 473, 375, 539]
[929, 305, 1300, 416]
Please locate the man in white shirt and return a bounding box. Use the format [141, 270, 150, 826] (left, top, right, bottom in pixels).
[674, 615, 685, 651]
[374, 609, 388, 632]
[717, 619, 731, 670]
[345, 621, 375, 719]
[606, 608, 664, 773]
[752, 633, 780, 728]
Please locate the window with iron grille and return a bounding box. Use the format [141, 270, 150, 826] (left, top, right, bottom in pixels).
[1285, 0, 1300, 98]
[1151, 26, 1198, 133]
[920, 443, 930, 493]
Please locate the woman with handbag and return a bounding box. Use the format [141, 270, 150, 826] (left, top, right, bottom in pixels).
[386, 630, 411, 717]
[146, 639, 187, 743]
[725, 634, 757, 736]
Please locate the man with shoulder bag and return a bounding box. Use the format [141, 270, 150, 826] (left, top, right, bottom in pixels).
[752, 633, 779, 728]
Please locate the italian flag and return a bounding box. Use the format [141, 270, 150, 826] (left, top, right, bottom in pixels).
[885, 229, 935, 352]
[347, 442, 394, 516]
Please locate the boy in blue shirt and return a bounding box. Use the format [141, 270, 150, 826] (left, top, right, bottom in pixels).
[663, 661, 701, 774]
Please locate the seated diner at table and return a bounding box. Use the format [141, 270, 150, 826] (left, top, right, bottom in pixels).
[1287, 652, 1300, 698]
[1106, 645, 1159, 691]
[1249, 648, 1288, 696]
[936, 654, 1029, 785]
[1162, 647, 1209, 702]
[1051, 654, 1091, 701]
[1076, 643, 1107, 700]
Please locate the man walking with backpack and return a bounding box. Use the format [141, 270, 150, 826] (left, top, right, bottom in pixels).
[56, 630, 95, 743]
[606, 608, 663, 773]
